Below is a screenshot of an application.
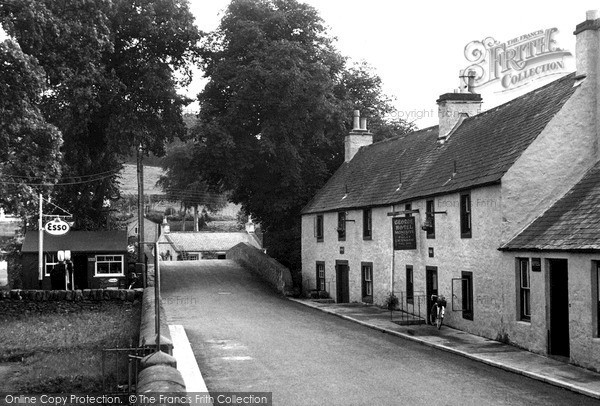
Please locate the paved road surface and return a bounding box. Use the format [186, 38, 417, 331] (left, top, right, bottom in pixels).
[160, 260, 598, 406]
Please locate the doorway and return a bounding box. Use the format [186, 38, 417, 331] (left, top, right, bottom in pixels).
[548, 259, 570, 357]
[73, 254, 88, 289]
[336, 261, 350, 303]
[426, 266, 438, 322]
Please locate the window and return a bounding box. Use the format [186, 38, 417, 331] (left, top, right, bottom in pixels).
[595, 263, 600, 337]
[95, 255, 124, 276]
[44, 253, 59, 277]
[363, 208, 372, 240]
[460, 193, 472, 238]
[315, 214, 324, 242]
[518, 258, 531, 321]
[316, 262, 326, 291]
[462, 271, 473, 320]
[425, 200, 435, 239]
[362, 263, 373, 303]
[406, 265, 414, 304]
[337, 212, 346, 241]
[405, 203, 412, 217]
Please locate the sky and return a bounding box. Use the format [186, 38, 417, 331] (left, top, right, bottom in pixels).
[1, 1, 598, 128]
[186, 0, 600, 128]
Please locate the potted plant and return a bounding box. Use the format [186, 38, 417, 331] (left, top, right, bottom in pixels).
[384, 292, 399, 321]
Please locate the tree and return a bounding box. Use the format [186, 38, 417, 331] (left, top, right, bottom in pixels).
[0, 39, 62, 218]
[157, 141, 227, 231]
[193, 0, 412, 276]
[1, 0, 200, 229]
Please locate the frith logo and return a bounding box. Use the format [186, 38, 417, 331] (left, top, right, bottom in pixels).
[463, 28, 572, 92]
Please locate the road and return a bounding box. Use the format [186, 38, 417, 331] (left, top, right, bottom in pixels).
[160, 260, 598, 406]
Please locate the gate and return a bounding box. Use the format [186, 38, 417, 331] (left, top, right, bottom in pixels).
[102, 342, 154, 395]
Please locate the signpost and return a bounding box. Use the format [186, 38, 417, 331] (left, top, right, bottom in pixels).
[392, 217, 417, 250]
[44, 218, 71, 236]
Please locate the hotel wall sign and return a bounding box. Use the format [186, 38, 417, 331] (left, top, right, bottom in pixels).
[393, 217, 417, 250]
[44, 218, 70, 236]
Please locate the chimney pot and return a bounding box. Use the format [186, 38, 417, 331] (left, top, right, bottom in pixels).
[353, 110, 361, 130]
[467, 70, 476, 93]
[360, 117, 367, 131]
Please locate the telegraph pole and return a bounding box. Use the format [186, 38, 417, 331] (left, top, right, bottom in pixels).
[137, 143, 146, 287]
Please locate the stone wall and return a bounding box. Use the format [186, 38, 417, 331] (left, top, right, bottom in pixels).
[0, 288, 142, 315]
[227, 243, 293, 295]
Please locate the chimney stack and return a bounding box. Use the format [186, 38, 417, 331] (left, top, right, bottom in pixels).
[574, 10, 600, 78]
[574, 10, 600, 159]
[345, 110, 373, 162]
[437, 71, 482, 143]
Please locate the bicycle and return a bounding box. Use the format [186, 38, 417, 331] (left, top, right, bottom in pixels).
[429, 294, 447, 329]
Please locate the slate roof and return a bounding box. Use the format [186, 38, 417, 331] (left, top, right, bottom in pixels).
[302, 72, 578, 214]
[501, 161, 600, 251]
[160, 232, 261, 252]
[21, 230, 127, 253]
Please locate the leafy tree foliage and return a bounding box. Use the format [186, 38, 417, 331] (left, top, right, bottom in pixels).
[193, 0, 413, 274]
[0, 0, 200, 229]
[157, 141, 227, 231]
[0, 39, 62, 218]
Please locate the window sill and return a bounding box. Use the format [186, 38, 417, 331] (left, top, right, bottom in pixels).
[461, 233, 472, 239]
[517, 319, 531, 325]
[363, 236, 372, 241]
[94, 274, 125, 278]
[316, 238, 324, 243]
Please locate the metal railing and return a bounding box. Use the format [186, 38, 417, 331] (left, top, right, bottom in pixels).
[102, 341, 154, 395]
[393, 291, 427, 325]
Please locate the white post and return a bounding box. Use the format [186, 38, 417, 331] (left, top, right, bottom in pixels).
[38, 194, 43, 287]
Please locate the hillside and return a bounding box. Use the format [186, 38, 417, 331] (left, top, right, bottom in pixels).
[118, 164, 165, 196]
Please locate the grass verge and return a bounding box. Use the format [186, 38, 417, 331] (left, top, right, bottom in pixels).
[0, 301, 141, 393]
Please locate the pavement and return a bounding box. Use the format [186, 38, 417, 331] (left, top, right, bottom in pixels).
[290, 298, 600, 400]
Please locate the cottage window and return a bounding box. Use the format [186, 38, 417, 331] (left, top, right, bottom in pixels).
[363, 208, 372, 240]
[462, 271, 473, 320]
[44, 253, 59, 277]
[337, 212, 346, 241]
[406, 265, 414, 304]
[362, 263, 373, 303]
[315, 215, 324, 242]
[95, 255, 124, 276]
[595, 263, 600, 337]
[316, 261, 326, 291]
[460, 193, 472, 238]
[405, 203, 412, 217]
[425, 200, 435, 239]
[518, 258, 531, 321]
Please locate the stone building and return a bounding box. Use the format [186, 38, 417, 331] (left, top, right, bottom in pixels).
[301, 11, 600, 370]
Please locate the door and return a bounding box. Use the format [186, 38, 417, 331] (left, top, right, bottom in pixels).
[426, 267, 438, 321]
[548, 259, 570, 357]
[73, 254, 88, 289]
[336, 262, 350, 303]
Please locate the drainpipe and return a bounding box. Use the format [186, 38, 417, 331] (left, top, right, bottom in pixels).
[390, 204, 395, 294]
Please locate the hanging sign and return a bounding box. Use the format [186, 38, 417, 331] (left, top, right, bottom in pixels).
[44, 218, 70, 236]
[393, 217, 417, 250]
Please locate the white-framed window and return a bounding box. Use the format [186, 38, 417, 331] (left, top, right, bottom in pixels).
[95, 255, 124, 276]
[45, 253, 59, 277]
[362, 262, 373, 303]
[316, 262, 326, 291]
[518, 258, 531, 321]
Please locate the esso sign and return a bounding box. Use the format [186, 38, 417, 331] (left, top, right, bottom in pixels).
[45, 218, 70, 236]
